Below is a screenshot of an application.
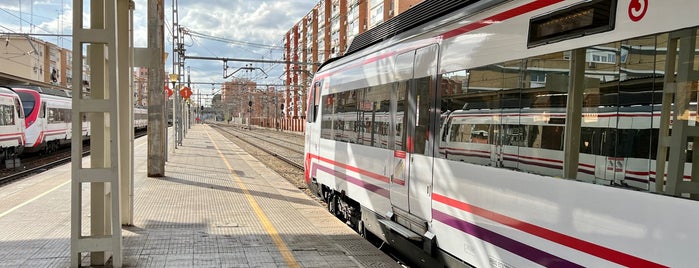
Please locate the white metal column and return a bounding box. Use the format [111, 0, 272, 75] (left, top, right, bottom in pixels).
[118, 0, 134, 226]
[71, 0, 124, 266]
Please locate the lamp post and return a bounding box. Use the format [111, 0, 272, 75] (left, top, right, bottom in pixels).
[196, 87, 200, 123]
[274, 95, 278, 131]
[169, 73, 179, 149]
[247, 98, 252, 130]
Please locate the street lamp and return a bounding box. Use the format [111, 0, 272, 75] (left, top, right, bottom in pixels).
[169, 73, 179, 149]
[168, 73, 178, 90]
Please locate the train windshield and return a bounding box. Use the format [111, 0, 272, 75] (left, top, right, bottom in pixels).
[16, 92, 36, 116]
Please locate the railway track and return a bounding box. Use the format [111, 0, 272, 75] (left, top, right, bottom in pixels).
[0, 131, 148, 186]
[210, 124, 305, 170]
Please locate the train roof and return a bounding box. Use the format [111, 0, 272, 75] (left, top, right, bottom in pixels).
[0, 85, 18, 95]
[5, 84, 70, 98]
[345, 0, 481, 55]
[318, 0, 507, 73]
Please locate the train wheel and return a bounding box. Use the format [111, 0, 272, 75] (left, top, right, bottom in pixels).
[327, 193, 337, 216]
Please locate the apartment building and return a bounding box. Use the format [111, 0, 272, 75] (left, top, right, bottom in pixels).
[0, 35, 72, 87]
[2, 35, 149, 106]
[283, 0, 424, 119]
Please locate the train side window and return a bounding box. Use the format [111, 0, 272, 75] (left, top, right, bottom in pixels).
[8, 105, 13, 125]
[334, 90, 359, 144]
[540, 126, 564, 150]
[472, 124, 490, 144]
[48, 108, 55, 123]
[440, 117, 452, 142]
[320, 94, 334, 140]
[504, 125, 526, 146]
[0, 105, 5, 125]
[395, 81, 408, 151]
[448, 123, 463, 142]
[14, 98, 23, 119]
[599, 128, 616, 157]
[307, 82, 320, 123]
[39, 102, 46, 118]
[1, 105, 10, 125]
[616, 129, 636, 158]
[631, 129, 652, 159]
[433, 31, 698, 195]
[413, 76, 431, 155]
[7, 105, 13, 125]
[359, 84, 391, 149]
[580, 127, 595, 154]
[526, 126, 540, 148]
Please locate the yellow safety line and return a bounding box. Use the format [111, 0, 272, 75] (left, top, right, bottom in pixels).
[0, 139, 148, 219]
[205, 128, 300, 268]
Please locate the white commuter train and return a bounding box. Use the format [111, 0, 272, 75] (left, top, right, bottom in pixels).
[13, 87, 82, 153]
[305, 0, 699, 267]
[134, 107, 148, 130]
[7, 85, 147, 155]
[0, 86, 25, 160]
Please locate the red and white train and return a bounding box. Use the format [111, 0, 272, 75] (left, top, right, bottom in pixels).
[2, 85, 148, 155]
[0, 86, 25, 160]
[305, 0, 699, 267]
[13, 87, 80, 153]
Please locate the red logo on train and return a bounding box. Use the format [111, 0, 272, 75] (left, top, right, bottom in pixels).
[628, 0, 648, 22]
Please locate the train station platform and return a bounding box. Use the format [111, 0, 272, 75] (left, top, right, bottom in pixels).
[0, 124, 400, 267]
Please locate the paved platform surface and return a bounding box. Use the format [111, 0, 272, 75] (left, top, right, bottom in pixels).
[0, 124, 400, 267]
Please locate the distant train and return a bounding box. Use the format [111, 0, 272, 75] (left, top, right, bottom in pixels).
[134, 107, 148, 130]
[0, 84, 148, 157]
[14, 87, 80, 153]
[0, 86, 26, 159]
[305, 0, 699, 267]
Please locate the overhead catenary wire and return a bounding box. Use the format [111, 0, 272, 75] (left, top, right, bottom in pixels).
[0, 7, 71, 44]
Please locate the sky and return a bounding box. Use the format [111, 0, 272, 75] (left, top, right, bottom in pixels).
[0, 0, 318, 105]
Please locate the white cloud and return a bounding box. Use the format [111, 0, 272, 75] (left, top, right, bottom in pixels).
[0, 0, 317, 95]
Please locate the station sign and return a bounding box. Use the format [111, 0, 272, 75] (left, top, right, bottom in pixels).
[179, 86, 193, 99]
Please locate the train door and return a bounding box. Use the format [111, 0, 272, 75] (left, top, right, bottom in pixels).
[389, 45, 438, 222]
[408, 44, 438, 221]
[390, 52, 413, 212]
[305, 81, 322, 188]
[39, 101, 47, 138]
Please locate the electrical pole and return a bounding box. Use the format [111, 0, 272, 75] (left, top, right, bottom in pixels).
[147, 0, 166, 175]
[172, 0, 180, 149]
